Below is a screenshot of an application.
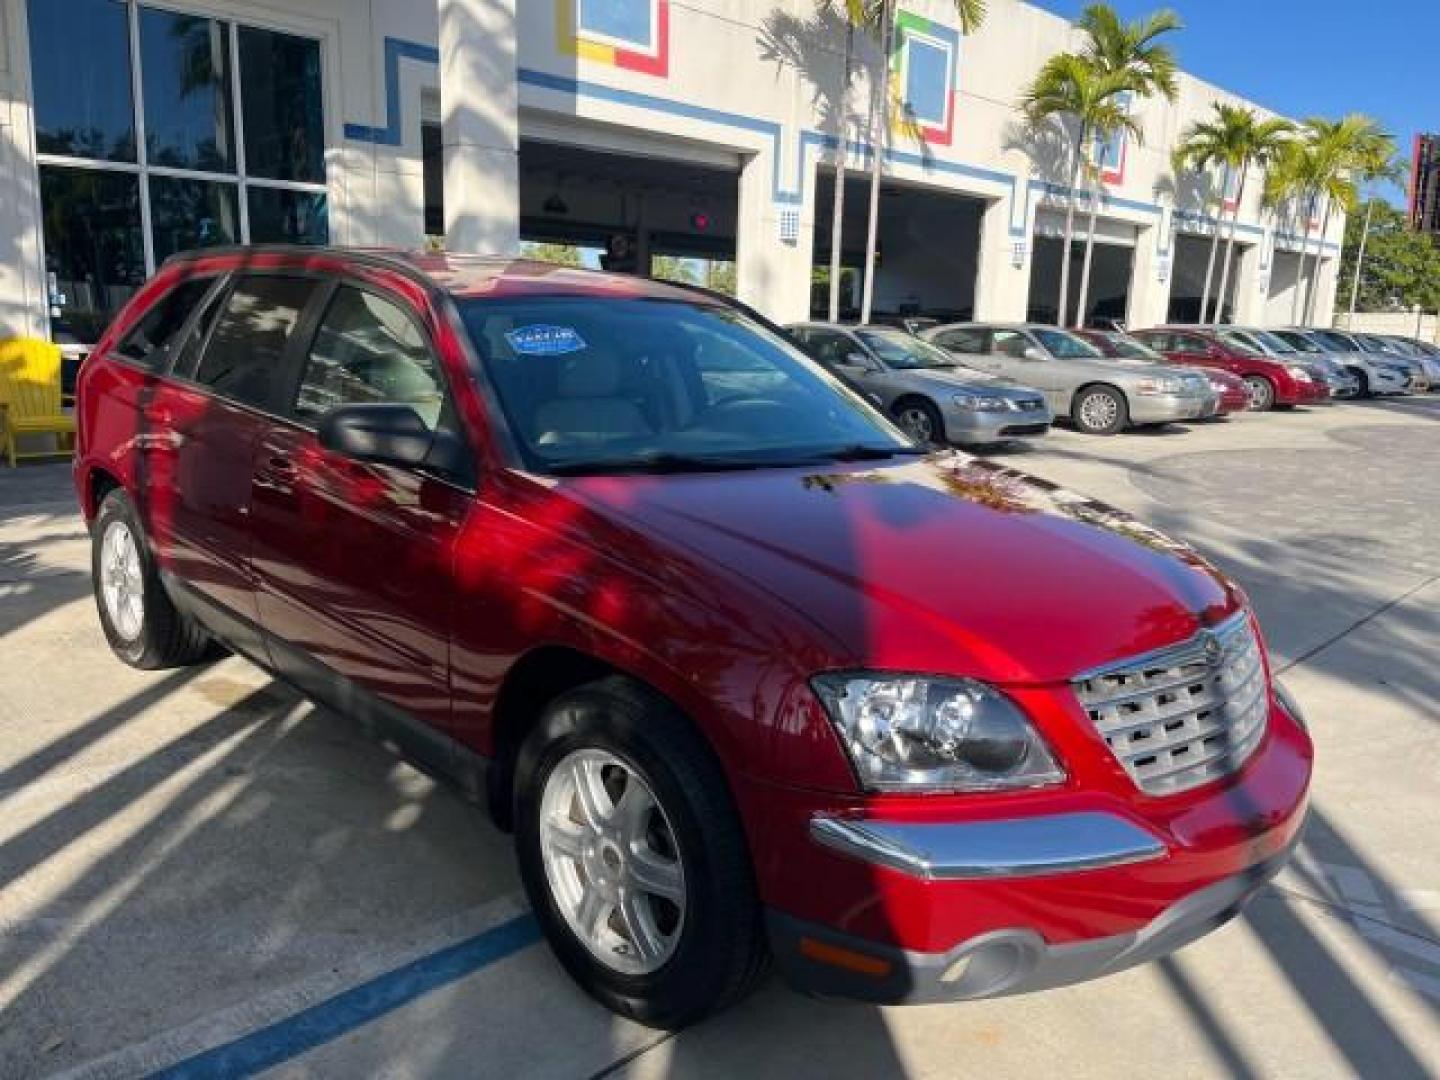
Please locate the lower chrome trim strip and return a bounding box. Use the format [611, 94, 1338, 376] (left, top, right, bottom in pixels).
[810, 811, 1167, 881]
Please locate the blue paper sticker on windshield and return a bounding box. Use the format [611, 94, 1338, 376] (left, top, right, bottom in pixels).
[505, 324, 587, 356]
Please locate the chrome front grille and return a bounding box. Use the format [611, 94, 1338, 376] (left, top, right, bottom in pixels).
[1073, 613, 1269, 796]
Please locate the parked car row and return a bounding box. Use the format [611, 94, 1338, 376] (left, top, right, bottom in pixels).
[787, 317, 1436, 443]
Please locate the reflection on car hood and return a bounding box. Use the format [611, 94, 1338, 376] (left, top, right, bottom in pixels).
[563, 454, 1242, 684]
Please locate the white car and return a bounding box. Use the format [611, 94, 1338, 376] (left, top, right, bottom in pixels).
[1275, 329, 1411, 397]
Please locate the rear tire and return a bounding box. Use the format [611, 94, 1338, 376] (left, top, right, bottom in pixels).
[1350, 368, 1371, 398]
[91, 489, 216, 669]
[514, 677, 768, 1029]
[1072, 386, 1128, 435]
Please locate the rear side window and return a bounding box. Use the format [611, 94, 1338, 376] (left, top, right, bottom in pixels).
[293, 286, 445, 428]
[113, 277, 215, 371]
[934, 328, 987, 354]
[194, 275, 317, 410]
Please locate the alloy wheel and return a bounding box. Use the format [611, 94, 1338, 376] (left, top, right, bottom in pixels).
[539, 749, 686, 976]
[100, 521, 145, 642]
[1078, 392, 1120, 432]
[898, 407, 935, 443]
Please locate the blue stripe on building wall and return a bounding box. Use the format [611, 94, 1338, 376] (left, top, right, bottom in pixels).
[345, 36, 1339, 256]
[343, 38, 441, 145]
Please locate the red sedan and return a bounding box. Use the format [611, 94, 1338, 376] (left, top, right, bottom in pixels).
[74, 247, 1312, 1025]
[1073, 329, 1247, 416]
[1130, 327, 1329, 410]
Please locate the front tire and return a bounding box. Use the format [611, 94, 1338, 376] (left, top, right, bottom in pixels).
[1072, 386, 1128, 435]
[1244, 375, 1277, 411]
[1349, 368, 1371, 398]
[892, 398, 945, 446]
[91, 489, 215, 669]
[514, 677, 768, 1029]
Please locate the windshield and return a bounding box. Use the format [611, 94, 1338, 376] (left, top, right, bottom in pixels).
[1106, 334, 1165, 361]
[1313, 330, 1358, 352]
[856, 328, 955, 370]
[1247, 329, 1297, 355]
[1032, 328, 1104, 359]
[457, 297, 917, 474]
[1275, 331, 1322, 354]
[1217, 330, 1264, 357]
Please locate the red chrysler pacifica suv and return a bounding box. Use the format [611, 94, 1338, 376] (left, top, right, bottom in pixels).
[75, 248, 1312, 1027]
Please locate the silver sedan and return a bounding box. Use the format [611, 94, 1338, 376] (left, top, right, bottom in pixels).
[923, 323, 1218, 436]
[786, 323, 1053, 446]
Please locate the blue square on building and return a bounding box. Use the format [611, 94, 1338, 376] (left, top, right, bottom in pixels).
[579, 0, 653, 47]
[904, 36, 950, 127]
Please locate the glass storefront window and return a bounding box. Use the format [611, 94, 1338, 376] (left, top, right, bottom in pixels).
[238, 27, 325, 183]
[248, 188, 330, 245]
[30, 2, 331, 342]
[28, 0, 136, 162]
[150, 177, 240, 262]
[39, 166, 146, 343]
[139, 8, 235, 172]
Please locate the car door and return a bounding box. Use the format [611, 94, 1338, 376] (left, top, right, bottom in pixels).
[246, 279, 473, 737]
[803, 329, 891, 406]
[1167, 332, 1224, 372]
[991, 330, 1067, 411]
[143, 273, 324, 651]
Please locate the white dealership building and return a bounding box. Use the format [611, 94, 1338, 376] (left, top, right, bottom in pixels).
[0, 0, 1343, 344]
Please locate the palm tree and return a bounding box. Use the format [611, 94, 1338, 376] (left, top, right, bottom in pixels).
[1021, 55, 1140, 327]
[1266, 116, 1385, 325]
[1345, 140, 1403, 321]
[831, 0, 986, 323]
[1173, 105, 1293, 324]
[1070, 6, 1182, 328]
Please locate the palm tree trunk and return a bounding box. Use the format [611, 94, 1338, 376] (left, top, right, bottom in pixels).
[1290, 192, 1317, 324]
[1303, 198, 1333, 325]
[1346, 198, 1374, 323]
[859, 0, 894, 326]
[1076, 188, 1100, 329]
[1212, 170, 1246, 326]
[828, 24, 854, 322]
[1057, 126, 1086, 327]
[1199, 214, 1221, 324]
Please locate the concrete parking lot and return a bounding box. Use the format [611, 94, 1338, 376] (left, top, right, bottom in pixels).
[2, 397, 1438, 1080]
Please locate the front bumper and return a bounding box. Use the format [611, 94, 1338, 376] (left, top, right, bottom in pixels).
[1129, 392, 1214, 424]
[943, 405, 1052, 444]
[768, 836, 1297, 1004]
[751, 698, 1312, 1005]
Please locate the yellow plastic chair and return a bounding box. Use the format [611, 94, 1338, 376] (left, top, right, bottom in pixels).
[0, 337, 76, 467]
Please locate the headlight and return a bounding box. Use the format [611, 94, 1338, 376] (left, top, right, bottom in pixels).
[1135, 377, 1182, 395]
[812, 674, 1065, 791]
[952, 394, 1007, 412]
[1291, 367, 1312, 382]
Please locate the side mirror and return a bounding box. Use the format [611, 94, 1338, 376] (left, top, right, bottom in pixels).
[318, 403, 471, 481]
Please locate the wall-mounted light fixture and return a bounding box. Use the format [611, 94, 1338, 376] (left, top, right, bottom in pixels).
[1157, 254, 1171, 284]
[1011, 241, 1027, 268]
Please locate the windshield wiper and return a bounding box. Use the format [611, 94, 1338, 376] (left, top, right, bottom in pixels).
[808, 443, 929, 462]
[545, 452, 790, 476]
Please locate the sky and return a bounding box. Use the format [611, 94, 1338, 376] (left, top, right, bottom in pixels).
[1029, 0, 1435, 205]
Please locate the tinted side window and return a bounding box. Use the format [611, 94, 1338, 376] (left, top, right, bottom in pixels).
[805, 331, 858, 366]
[992, 330, 1031, 358]
[114, 277, 215, 371]
[1173, 334, 1208, 353]
[935, 328, 987, 354]
[194, 275, 316, 409]
[294, 286, 444, 427]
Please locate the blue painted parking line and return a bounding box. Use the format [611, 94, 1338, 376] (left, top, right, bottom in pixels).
[152, 914, 541, 1079]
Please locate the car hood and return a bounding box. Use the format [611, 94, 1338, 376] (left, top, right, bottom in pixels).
[560, 455, 1241, 685]
[894, 367, 1038, 399]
